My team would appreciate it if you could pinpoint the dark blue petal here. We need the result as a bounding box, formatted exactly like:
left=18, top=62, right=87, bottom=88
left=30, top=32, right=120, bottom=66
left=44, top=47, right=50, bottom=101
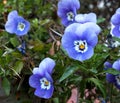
left=106, top=73, right=116, bottom=83
left=104, top=61, right=112, bottom=70
left=29, top=74, right=41, bottom=88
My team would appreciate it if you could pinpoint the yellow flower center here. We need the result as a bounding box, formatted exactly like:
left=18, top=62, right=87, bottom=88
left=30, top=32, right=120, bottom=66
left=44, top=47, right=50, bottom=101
left=79, top=44, right=85, bottom=50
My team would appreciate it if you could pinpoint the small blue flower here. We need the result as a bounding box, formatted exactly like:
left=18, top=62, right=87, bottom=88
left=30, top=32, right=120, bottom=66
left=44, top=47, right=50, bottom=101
left=104, top=60, right=120, bottom=89
left=29, top=58, right=55, bottom=99
left=61, top=23, right=99, bottom=61
left=110, top=8, right=120, bottom=38
left=75, top=13, right=97, bottom=24
left=57, top=0, right=80, bottom=27
left=5, top=10, right=30, bottom=36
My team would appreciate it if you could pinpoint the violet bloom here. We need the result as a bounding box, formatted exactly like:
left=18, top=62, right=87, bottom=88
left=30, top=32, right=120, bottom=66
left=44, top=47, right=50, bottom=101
left=29, top=58, right=55, bottom=99
left=57, top=0, right=80, bottom=27
left=75, top=13, right=97, bottom=24
left=62, top=23, right=99, bottom=61
left=5, top=10, right=30, bottom=36
left=104, top=60, right=120, bottom=89
left=110, top=8, right=120, bottom=38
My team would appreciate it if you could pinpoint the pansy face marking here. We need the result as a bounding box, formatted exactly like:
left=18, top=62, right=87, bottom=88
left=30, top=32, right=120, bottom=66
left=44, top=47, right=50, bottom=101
left=17, top=22, right=25, bottom=31
left=40, top=77, right=51, bottom=90
left=74, top=40, right=88, bottom=53
left=115, top=74, right=120, bottom=85
left=67, top=12, right=74, bottom=21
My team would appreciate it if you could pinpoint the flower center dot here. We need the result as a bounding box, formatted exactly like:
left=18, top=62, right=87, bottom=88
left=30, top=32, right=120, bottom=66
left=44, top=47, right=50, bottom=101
left=40, top=77, right=51, bottom=90
left=74, top=40, right=88, bottom=53
left=17, top=22, right=25, bottom=31
left=67, top=12, right=74, bottom=21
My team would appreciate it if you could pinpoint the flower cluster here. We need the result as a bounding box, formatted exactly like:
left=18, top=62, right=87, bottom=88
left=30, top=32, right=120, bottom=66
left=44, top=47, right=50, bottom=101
left=58, top=0, right=101, bottom=61
left=104, top=60, right=120, bottom=89
left=5, top=10, right=30, bottom=36
left=29, top=58, right=55, bottom=99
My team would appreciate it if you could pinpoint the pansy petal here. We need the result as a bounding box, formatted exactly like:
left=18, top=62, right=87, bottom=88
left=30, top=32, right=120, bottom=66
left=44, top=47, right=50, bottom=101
left=39, top=58, right=55, bottom=75
left=76, top=22, right=101, bottom=35
left=111, top=25, right=120, bottom=37
left=15, top=16, right=30, bottom=36
left=65, top=23, right=81, bottom=34
left=7, top=10, right=18, bottom=20
left=34, top=87, right=46, bottom=98
left=5, top=20, right=17, bottom=34
left=75, top=13, right=97, bottom=23
left=116, top=8, right=120, bottom=14
left=80, top=46, right=94, bottom=61
left=76, top=28, right=98, bottom=47
left=62, top=31, right=78, bottom=49
left=112, top=59, right=120, bottom=71
left=111, top=13, right=120, bottom=25
left=29, top=74, right=41, bottom=88
left=43, top=85, right=54, bottom=99
left=104, top=61, right=112, bottom=70
left=106, top=73, right=116, bottom=83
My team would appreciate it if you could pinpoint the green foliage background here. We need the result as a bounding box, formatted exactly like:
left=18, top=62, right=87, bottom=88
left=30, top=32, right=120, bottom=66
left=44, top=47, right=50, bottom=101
left=0, top=0, right=120, bottom=103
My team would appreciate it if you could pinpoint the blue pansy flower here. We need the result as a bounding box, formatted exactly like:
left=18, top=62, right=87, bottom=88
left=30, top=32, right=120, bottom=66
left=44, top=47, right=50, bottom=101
left=110, top=8, right=120, bottom=38
left=75, top=13, right=97, bottom=24
left=57, top=0, right=80, bottom=27
left=29, top=58, right=55, bottom=99
left=61, top=23, right=99, bottom=61
left=5, top=10, right=30, bottom=36
left=104, top=60, right=120, bottom=89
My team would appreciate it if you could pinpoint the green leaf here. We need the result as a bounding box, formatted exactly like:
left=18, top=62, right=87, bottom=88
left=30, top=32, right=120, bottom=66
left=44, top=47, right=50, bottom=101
left=53, top=98, right=59, bottom=103
left=13, top=61, right=24, bottom=74
left=97, top=17, right=106, bottom=24
left=2, top=77, right=10, bottom=96
left=105, top=68, right=120, bottom=75
left=59, top=65, right=79, bottom=82
left=10, top=37, right=19, bottom=47
left=87, top=78, right=106, bottom=98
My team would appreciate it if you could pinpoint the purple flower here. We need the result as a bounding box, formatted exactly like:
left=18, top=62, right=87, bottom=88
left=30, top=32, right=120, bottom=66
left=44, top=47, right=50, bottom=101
left=61, top=23, right=99, bottom=61
left=57, top=0, right=80, bottom=27
left=104, top=60, right=120, bottom=89
left=75, top=13, right=97, bottom=24
left=110, top=8, right=120, bottom=38
left=29, top=58, right=55, bottom=99
left=5, top=10, right=30, bottom=36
